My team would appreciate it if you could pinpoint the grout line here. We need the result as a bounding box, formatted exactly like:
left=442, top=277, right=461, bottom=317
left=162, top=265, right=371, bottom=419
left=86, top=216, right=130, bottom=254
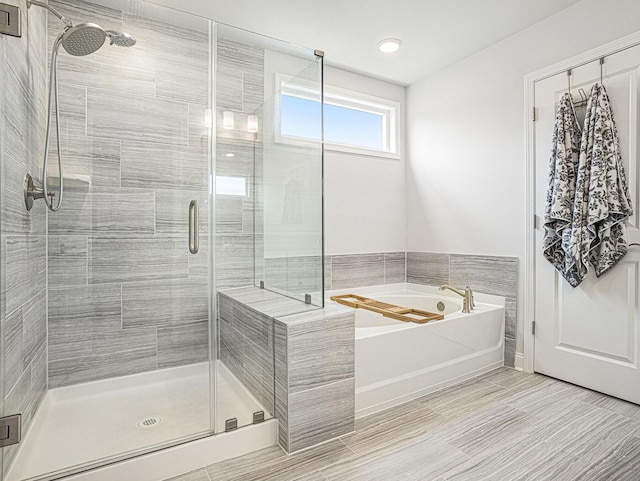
left=154, top=326, right=159, bottom=369
left=85, top=235, right=89, bottom=285
left=204, top=466, right=213, bottom=481
left=338, top=438, right=357, bottom=456
left=120, top=283, right=124, bottom=330
left=317, top=471, right=330, bottom=481
left=118, top=139, right=122, bottom=188
left=404, top=251, right=407, bottom=283
left=84, top=85, right=88, bottom=137
left=383, top=253, right=386, bottom=284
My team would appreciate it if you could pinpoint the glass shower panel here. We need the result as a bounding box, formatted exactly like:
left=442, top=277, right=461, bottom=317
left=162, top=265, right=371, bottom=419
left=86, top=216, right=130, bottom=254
left=1, top=0, right=214, bottom=479
left=258, top=58, right=324, bottom=306
left=214, top=24, right=323, bottom=433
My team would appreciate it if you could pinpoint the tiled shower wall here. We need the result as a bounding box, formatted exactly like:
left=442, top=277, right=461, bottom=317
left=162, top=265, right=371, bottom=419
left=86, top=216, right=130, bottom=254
left=0, top=0, right=48, bottom=471
left=46, top=0, right=211, bottom=387
left=215, top=36, right=264, bottom=290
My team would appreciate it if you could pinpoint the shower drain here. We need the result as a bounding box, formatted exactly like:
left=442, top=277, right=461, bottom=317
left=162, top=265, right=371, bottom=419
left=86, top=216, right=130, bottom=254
left=136, top=416, right=162, bottom=428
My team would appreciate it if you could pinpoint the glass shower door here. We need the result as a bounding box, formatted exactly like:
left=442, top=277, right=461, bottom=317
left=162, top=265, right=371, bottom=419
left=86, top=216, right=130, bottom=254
left=214, top=24, right=323, bottom=434
left=0, top=0, right=215, bottom=479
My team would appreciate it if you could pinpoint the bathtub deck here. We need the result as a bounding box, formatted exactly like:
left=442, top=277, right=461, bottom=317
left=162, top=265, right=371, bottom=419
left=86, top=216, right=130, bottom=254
left=164, top=367, right=640, bottom=481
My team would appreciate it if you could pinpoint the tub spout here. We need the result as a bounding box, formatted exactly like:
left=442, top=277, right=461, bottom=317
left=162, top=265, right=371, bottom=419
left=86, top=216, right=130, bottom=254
left=439, top=285, right=474, bottom=314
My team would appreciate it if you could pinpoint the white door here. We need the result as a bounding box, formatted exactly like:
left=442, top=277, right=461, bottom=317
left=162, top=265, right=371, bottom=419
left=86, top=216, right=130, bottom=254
left=534, top=45, right=640, bottom=404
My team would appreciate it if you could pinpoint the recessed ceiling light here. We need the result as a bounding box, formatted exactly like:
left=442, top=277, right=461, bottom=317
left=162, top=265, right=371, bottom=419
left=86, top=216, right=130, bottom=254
left=225, top=153, right=235, bottom=157
left=378, top=38, right=402, bottom=53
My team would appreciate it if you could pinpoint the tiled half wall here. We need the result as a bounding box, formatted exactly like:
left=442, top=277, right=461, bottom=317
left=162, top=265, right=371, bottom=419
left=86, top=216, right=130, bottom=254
left=326, top=252, right=518, bottom=367
left=218, top=287, right=355, bottom=453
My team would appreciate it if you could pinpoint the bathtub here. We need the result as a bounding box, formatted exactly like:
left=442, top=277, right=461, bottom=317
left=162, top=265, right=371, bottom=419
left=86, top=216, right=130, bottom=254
left=327, top=283, right=505, bottom=417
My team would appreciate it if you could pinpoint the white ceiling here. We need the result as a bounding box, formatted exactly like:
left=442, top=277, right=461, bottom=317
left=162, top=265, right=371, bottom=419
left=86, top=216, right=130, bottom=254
left=164, top=0, right=583, bottom=85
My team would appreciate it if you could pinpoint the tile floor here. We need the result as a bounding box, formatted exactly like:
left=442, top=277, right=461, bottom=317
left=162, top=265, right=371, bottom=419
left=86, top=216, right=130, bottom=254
left=164, top=367, right=640, bottom=481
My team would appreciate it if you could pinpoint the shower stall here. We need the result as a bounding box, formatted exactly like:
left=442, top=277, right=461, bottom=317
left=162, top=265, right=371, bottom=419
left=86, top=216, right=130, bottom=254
left=0, top=0, right=323, bottom=479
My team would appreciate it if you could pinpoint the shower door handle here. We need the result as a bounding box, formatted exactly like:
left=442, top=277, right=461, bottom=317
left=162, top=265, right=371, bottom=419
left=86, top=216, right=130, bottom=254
left=188, top=200, right=199, bottom=254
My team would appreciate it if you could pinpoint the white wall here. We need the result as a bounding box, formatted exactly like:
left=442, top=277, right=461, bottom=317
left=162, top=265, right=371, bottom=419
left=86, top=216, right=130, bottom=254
left=406, top=0, right=640, bottom=355
left=324, top=66, right=406, bottom=255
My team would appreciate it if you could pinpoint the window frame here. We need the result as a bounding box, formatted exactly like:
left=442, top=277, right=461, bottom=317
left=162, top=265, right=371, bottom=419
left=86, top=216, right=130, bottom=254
left=275, top=73, right=401, bottom=160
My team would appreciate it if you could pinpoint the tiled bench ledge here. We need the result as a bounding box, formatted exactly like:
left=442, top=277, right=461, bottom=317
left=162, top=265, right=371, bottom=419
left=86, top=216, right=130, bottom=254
left=217, top=287, right=355, bottom=454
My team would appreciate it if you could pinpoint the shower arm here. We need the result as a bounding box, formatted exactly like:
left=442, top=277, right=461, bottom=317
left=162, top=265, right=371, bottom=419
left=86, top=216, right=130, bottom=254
left=27, top=0, right=73, bottom=28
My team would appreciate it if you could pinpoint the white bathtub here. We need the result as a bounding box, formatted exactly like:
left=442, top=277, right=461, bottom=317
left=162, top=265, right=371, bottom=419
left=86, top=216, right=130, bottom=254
left=328, top=283, right=505, bottom=417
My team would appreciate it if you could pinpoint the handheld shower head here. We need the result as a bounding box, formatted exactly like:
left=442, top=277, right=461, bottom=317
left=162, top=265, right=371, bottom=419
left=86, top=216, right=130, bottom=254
left=61, top=23, right=107, bottom=56
left=106, top=31, right=137, bottom=47
left=24, top=0, right=138, bottom=213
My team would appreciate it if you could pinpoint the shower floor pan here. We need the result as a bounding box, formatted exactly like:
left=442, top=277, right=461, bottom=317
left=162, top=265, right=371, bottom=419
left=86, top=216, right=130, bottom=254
left=6, top=361, right=269, bottom=481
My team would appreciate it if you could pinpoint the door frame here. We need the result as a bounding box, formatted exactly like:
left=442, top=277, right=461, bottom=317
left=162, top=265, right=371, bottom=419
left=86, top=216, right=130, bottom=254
left=523, top=30, right=640, bottom=373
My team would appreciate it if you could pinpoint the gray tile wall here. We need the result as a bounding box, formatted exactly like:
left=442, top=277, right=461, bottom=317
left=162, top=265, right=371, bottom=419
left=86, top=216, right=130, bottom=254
left=218, top=292, right=275, bottom=411
left=215, top=37, right=265, bottom=290
left=407, top=252, right=519, bottom=367
left=217, top=286, right=354, bottom=454
left=0, top=0, right=48, bottom=472
left=325, top=252, right=407, bottom=290
left=216, top=285, right=318, bottom=418
left=264, top=256, right=324, bottom=298
left=275, top=306, right=355, bottom=453
left=46, top=0, right=211, bottom=388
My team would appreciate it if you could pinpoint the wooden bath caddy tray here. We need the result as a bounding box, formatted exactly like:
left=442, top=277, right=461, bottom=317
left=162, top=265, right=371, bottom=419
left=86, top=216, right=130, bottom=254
left=330, top=294, right=444, bottom=324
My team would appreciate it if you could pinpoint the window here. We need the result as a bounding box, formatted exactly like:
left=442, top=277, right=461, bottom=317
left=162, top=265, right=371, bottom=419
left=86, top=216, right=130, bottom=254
left=216, top=175, right=247, bottom=196
left=278, top=76, right=400, bottom=159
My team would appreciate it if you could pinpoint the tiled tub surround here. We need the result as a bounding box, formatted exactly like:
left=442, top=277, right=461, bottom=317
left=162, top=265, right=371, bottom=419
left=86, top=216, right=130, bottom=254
left=0, top=0, right=48, bottom=473
left=218, top=287, right=355, bottom=453
left=45, top=0, right=211, bottom=388
left=407, top=252, right=519, bottom=367
left=324, top=252, right=518, bottom=367
left=325, top=252, right=407, bottom=290
left=327, top=284, right=504, bottom=417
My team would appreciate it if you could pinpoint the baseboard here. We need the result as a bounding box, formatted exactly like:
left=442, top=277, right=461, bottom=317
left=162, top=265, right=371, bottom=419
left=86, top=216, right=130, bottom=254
left=514, top=352, right=524, bottom=371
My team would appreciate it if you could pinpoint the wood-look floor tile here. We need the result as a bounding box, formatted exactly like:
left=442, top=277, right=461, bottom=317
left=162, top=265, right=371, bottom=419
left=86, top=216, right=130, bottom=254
left=500, top=377, right=589, bottom=415
left=355, top=400, right=424, bottom=431
left=321, top=435, right=468, bottom=481
left=476, top=366, right=545, bottom=390
left=165, top=468, right=211, bottom=481
left=527, top=402, right=638, bottom=463
left=417, top=378, right=494, bottom=410
left=573, top=435, right=640, bottom=481
left=433, top=404, right=536, bottom=457
left=428, top=383, right=508, bottom=420
left=581, top=390, right=640, bottom=419
left=292, top=472, right=327, bottom=481
left=206, top=440, right=353, bottom=481
left=183, top=369, right=640, bottom=481
left=342, top=403, right=446, bottom=454
left=441, top=437, right=587, bottom=481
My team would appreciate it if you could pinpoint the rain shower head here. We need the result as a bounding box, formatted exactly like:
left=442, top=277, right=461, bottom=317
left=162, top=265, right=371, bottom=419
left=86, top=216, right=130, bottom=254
left=106, top=30, right=137, bottom=47
left=60, top=23, right=107, bottom=56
